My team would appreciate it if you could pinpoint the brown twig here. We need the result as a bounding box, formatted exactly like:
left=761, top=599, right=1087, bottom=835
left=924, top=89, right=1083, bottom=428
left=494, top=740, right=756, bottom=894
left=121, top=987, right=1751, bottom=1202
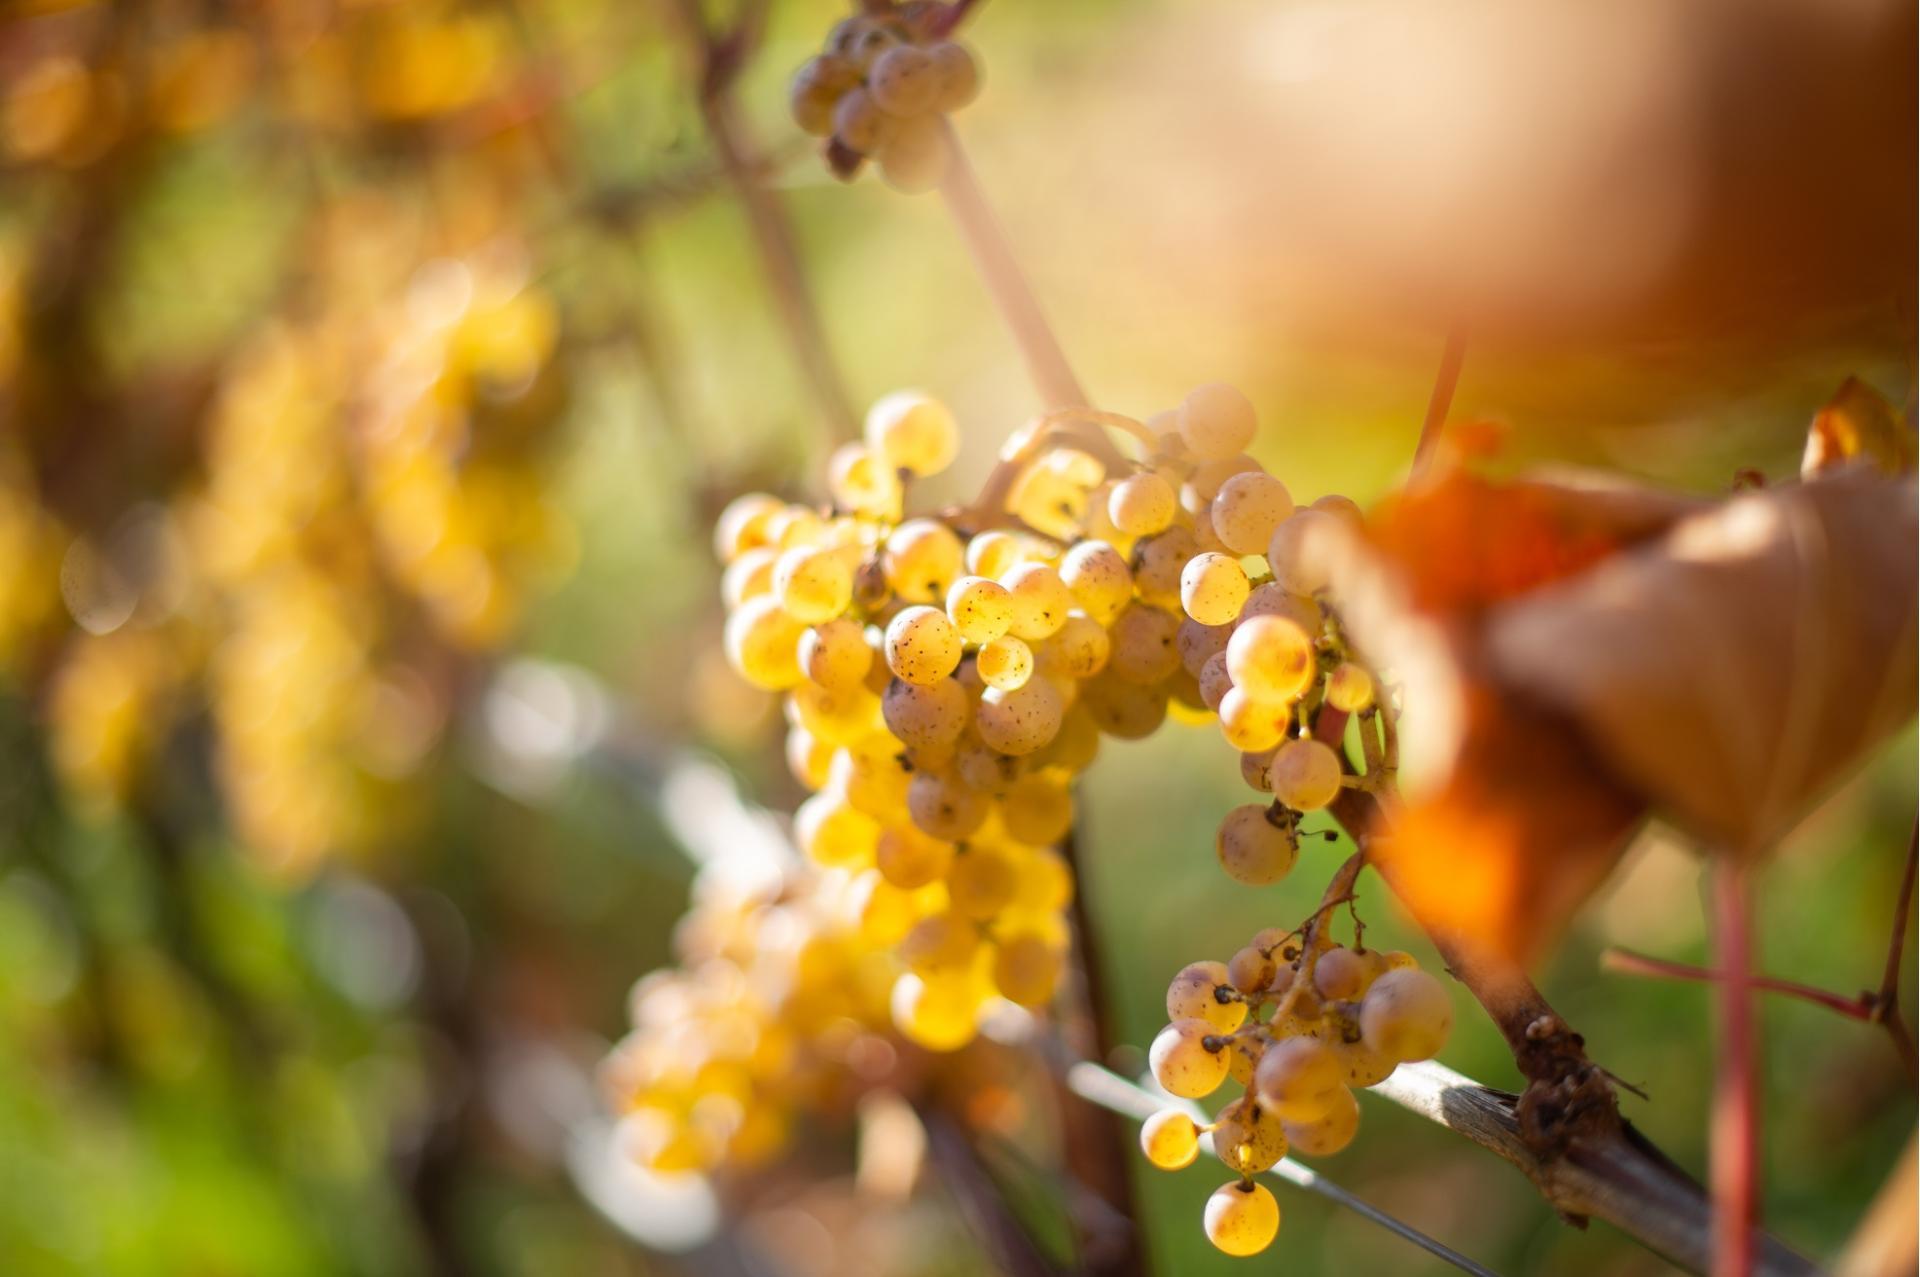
left=675, top=0, right=861, bottom=450
left=1410, top=327, right=1467, bottom=479
left=1870, top=821, right=1918, bottom=1070
left=1711, top=860, right=1759, bottom=1277
left=920, top=1105, right=1068, bottom=1277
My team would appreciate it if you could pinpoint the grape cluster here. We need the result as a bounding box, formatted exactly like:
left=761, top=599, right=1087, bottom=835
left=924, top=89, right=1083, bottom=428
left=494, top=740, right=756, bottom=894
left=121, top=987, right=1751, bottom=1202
left=1141, top=924, right=1453, bottom=1257
left=789, top=3, right=980, bottom=191
left=714, top=380, right=1380, bottom=1060
left=601, top=853, right=899, bottom=1174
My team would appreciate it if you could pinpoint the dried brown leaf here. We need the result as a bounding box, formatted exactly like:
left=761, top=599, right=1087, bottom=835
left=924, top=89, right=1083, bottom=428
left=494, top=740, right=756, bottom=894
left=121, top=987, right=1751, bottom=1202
left=1803, top=376, right=1917, bottom=478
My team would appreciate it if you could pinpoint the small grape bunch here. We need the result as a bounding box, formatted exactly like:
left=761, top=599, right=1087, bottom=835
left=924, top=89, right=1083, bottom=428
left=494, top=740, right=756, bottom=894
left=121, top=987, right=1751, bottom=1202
left=1140, top=921, right=1453, bottom=1257
left=789, top=2, right=981, bottom=191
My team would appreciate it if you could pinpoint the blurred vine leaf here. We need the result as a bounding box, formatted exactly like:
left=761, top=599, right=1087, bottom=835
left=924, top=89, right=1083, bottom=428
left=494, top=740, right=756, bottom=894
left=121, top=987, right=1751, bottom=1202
left=1318, top=397, right=1917, bottom=962
left=1802, top=375, right=1917, bottom=478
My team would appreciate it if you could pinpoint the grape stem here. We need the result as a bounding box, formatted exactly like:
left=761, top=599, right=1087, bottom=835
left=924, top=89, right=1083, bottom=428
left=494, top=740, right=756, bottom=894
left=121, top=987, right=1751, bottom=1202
left=1410, top=327, right=1467, bottom=479
left=1711, top=859, right=1758, bottom=1277
left=674, top=0, right=861, bottom=451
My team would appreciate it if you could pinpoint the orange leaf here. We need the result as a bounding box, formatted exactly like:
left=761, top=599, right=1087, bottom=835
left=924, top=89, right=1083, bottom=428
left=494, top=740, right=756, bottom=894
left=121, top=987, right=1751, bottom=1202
left=1802, top=376, right=1916, bottom=479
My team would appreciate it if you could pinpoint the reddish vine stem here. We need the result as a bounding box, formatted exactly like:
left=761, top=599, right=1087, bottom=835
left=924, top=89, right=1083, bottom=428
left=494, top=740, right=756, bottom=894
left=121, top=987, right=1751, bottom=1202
left=1711, top=860, right=1758, bottom=1277
left=676, top=0, right=861, bottom=450
left=1410, top=327, right=1467, bottom=479
left=937, top=121, right=1088, bottom=412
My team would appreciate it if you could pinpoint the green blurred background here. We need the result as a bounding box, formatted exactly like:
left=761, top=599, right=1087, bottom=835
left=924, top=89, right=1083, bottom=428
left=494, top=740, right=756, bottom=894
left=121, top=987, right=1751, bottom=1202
left=0, top=0, right=1911, bottom=1273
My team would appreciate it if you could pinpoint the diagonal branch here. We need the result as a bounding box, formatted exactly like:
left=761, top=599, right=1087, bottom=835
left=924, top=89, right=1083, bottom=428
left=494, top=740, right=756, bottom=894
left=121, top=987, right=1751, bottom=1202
left=1411, top=327, right=1467, bottom=479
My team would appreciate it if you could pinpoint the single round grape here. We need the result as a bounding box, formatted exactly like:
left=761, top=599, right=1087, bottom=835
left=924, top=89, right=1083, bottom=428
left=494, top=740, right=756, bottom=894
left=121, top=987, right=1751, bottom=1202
left=1236, top=582, right=1322, bottom=635
left=1176, top=617, right=1231, bottom=677
left=1238, top=746, right=1278, bottom=792
left=946, top=575, right=1013, bottom=644
left=955, top=738, right=1025, bottom=795
left=793, top=790, right=881, bottom=868
left=1215, top=804, right=1299, bottom=886
left=789, top=53, right=860, bottom=135
left=1197, top=651, right=1233, bottom=711
left=799, top=617, right=872, bottom=690
left=788, top=679, right=882, bottom=746
left=1166, top=960, right=1246, bottom=1033
left=831, top=86, right=893, bottom=153
left=991, top=931, right=1063, bottom=1007
left=927, top=40, right=980, bottom=111
left=1228, top=944, right=1278, bottom=994
left=1001, top=562, right=1072, bottom=640
left=1265, top=509, right=1337, bottom=596
left=1211, top=471, right=1295, bottom=555
left=1360, top=968, right=1453, bottom=1063
left=885, top=519, right=965, bottom=604
left=1204, top=1180, right=1280, bottom=1257
left=1180, top=552, right=1250, bottom=626
left=1012, top=846, right=1074, bottom=914
left=967, top=529, right=1023, bottom=578
left=1148, top=1019, right=1230, bottom=1098
left=1140, top=1109, right=1200, bottom=1170
left=1107, top=472, right=1177, bottom=537
left=1333, top=1037, right=1397, bottom=1088
left=879, top=111, right=952, bottom=192
left=977, top=635, right=1033, bottom=690
left=831, top=739, right=911, bottom=821
left=724, top=595, right=806, bottom=689
left=947, top=845, right=1018, bottom=919
left=1326, top=661, right=1375, bottom=712
left=867, top=44, right=940, bottom=116
left=900, top=910, right=980, bottom=976
left=1107, top=603, right=1181, bottom=684
left=886, top=605, right=963, bottom=685
left=1254, top=1036, right=1345, bottom=1120
left=863, top=390, right=958, bottom=478
left=772, top=546, right=852, bottom=624
left=1270, top=737, right=1342, bottom=811
left=1079, top=673, right=1167, bottom=739
left=1130, top=526, right=1198, bottom=610
left=1283, top=1084, right=1360, bottom=1157
left=882, top=676, right=969, bottom=747
left=1212, top=1096, right=1289, bottom=1174
left=1180, top=383, right=1258, bottom=461
left=1000, top=774, right=1073, bottom=845
left=714, top=492, right=784, bottom=562
left=1312, top=946, right=1370, bottom=1001
left=975, top=676, right=1064, bottom=755
left=852, top=870, right=921, bottom=946
left=1032, top=703, right=1101, bottom=772
left=877, top=825, right=955, bottom=889
left=766, top=505, right=827, bottom=549
left=1226, top=615, right=1316, bottom=704
left=891, top=972, right=977, bottom=1052
left=1383, top=950, right=1418, bottom=971
left=721, top=545, right=779, bottom=609
left=785, top=726, right=833, bottom=790
left=907, top=769, right=991, bottom=840
left=827, top=442, right=902, bottom=517
left=1310, top=493, right=1365, bottom=526
left=1058, top=540, right=1132, bottom=624
left=1218, top=688, right=1289, bottom=752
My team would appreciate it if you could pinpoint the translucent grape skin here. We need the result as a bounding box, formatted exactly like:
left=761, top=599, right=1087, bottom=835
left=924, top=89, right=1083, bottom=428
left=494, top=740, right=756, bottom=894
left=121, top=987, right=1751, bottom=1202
left=976, top=635, right=1033, bottom=690
left=1215, top=804, right=1299, bottom=885
left=946, top=575, right=1013, bottom=643
left=886, top=606, right=963, bottom=685
left=1108, top=472, right=1177, bottom=537
left=1180, top=552, right=1250, bottom=626
left=975, top=674, right=1064, bottom=755
left=1283, top=1083, right=1360, bottom=1157
left=1210, top=470, right=1294, bottom=555
left=1149, top=1018, right=1230, bottom=1098
left=1204, top=1180, right=1280, bottom=1257
left=1269, top=738, right=1342, bottom=811
left=1360, top=968, right=1453, bottom=1063
left=1255, top=1036, right=1345, bottom=1121
left=1141, top=1109, right=1200, bottom=1170
left=1225, top=614, right=1315, bottom=704
left=1211, top=1095, right=1289, bottom=1174
left=1166, top=959, right=1246, bottom=1034
left=1180, top=383, right=1259, bottom=461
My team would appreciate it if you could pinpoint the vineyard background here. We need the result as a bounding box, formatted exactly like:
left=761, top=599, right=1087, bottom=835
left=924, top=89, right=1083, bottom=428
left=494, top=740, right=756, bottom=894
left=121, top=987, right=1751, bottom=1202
left=0, top=0, right=1912, bottom=1273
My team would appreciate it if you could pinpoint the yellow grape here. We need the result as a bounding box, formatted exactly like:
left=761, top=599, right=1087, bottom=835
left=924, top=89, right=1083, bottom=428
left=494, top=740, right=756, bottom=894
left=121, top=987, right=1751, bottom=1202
left=1211, top=471, right=1294, bottom=556
left=990, top=931, right=1063, bottom=1007
left=1166, top=959, right=1246, bottom=1033
left=799, top=617, right=872, bottom=690
left=1058, top=539, right=1132, bottom=624
left=946, top=574, right=1013, bottom=643
left=1326, top=661, right=1375, bottom=712
left=721, top=545, right=778, bottom=608
left=724, top=595, right=806, bottom=690
left=1107, top=472, right=1176, bottom=537
left=866, top=45, right=940, bottom=117
left=1211, top=1096, right=1289, bottom=1174
left=1227, top=944, right=1278, bottom=994
left=1180, top=552, right=1250, bottom=626
left=882, top=676, right=969, bottom=747
left=885, top=519, right=965, bottom=604
left=1141, top=1109, right=1200, bottom=1170
left=1254, top=1037, right=1344, bottom=1120
left=1226, top=615, right=1315, bottom=704
left=1204, top=1181, right=1280, bottom=1257
left=966, top=529, right=1023, bottom=578
left=1360, top=969, right=1453, bottom=1063
left=1269, top=738, right=1341, bottom=811
left=1218, top=687, right=1289, bottom=752
left=1149, top=1019, right=1230, bottom=1098
left=891, top=973, right=977, bottom=1051
left=946, top=845, right=1018, bottom=919
left=975, top=677, right=1063, bottom=755
left=1130, top=526, right=1198, bottom=611
left=1283, top=1082, right=1360, bottom=1156
left=1215, top=804, right=1299, bottom=886
left=713, top=492, right=784, bottom=562
left=1312, top=946, right=1370, bottom=1001
left=999, top=774, right=1073, bottom=845
left=1000, top=562, right=1072, bottom=640
left=1044, top=613, right=1110, bottom=679
left=1179, top=383, right=1258, bottom=461
left=907, top=769, right=991, bottom=841
left=827, top=442, right=902, bottom=517
left=876, top=825, right=956, bottom=889
left=885, top=605, right=963, bottom=685
left=976, top=635, right=1033, bottom=690
left=1107, top=603, right=1180, bottom=684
